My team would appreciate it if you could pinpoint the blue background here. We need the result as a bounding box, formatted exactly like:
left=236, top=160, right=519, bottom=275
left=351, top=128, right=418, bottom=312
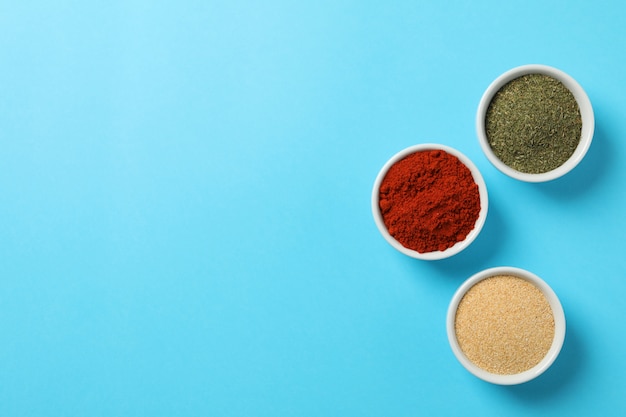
left=1, top=1, right=625, bottom=416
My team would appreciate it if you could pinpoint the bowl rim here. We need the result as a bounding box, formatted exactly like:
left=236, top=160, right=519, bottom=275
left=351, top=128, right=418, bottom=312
left=371, top=143, right=488, bottom=261
left=476, top=64, right=595, bottom=183
left=446, top=266, right=566, bottom=385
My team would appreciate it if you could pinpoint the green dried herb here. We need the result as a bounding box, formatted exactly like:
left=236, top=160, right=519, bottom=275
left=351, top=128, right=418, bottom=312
left=485, top=74, right=582, bottom=174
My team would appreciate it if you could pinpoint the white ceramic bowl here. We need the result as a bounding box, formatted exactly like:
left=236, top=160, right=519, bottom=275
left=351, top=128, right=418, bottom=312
left=446, top=266, right=566, bottom=385
left=476, top=64, right=594, bottom=182
left=371, top=144, right=488, bottom=260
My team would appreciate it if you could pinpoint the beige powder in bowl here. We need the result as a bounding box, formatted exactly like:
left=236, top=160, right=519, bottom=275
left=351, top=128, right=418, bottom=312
left=454, top=275, right=555, bottom=375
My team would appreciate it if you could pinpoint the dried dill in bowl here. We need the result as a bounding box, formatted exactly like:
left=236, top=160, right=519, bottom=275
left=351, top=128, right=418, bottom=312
left=484, top=73, right=583, bottom=174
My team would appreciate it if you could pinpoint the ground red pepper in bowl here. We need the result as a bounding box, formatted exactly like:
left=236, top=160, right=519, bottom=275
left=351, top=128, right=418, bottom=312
left=372, top=144, right=488, bottom=260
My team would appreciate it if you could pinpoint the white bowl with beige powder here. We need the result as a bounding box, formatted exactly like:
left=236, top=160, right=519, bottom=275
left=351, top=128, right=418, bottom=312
left=446, top=266, right=566, bottom=385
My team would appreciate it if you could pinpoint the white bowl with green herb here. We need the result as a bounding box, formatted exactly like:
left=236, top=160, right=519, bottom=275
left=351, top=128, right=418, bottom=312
left=476, top=64, right=594, bottom=182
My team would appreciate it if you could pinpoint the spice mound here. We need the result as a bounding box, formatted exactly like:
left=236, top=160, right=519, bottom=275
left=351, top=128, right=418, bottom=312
left=454, top=275, right=555, bottom=375
left=378, top=149, right=481, bottom=254
left=485, top=73, right=582, bottom=174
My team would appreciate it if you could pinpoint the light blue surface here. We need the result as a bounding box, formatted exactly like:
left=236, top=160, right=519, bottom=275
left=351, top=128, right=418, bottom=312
left=1, top=1, right=625, bottom=415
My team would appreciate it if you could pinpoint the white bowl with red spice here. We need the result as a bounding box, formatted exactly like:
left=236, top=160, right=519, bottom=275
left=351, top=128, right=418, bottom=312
left=371, top=144, right=488, bottom=260
left=446, top=266, right=566, bottom=385
left=476, top=64, right=594, bottom=182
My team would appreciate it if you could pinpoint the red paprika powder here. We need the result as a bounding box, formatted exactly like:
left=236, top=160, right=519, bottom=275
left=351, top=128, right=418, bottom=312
left=378, top=149, right=481, bottom=253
